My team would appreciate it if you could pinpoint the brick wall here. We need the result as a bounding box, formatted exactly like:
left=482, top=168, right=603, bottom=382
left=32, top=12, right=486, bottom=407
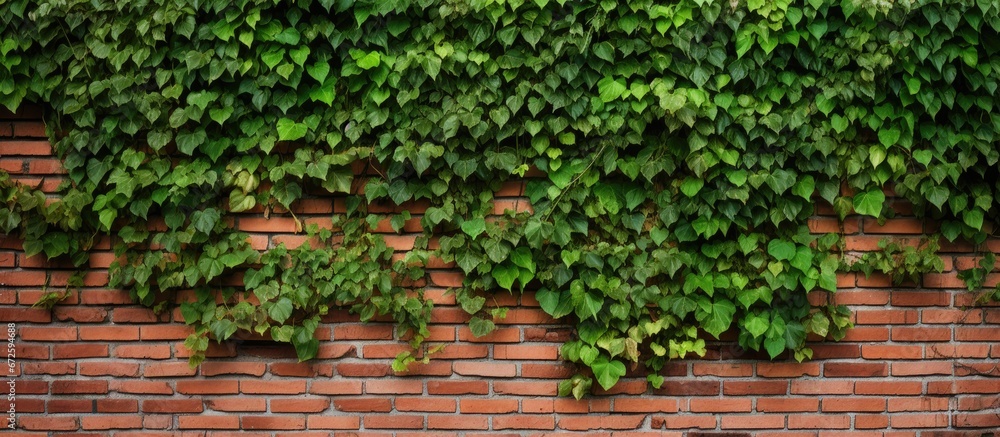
left=1, top=107, right=998, bottom=436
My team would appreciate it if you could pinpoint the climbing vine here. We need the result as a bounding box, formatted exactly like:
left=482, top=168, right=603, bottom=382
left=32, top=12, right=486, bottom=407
left=2, top=0, right=1000, bottom=396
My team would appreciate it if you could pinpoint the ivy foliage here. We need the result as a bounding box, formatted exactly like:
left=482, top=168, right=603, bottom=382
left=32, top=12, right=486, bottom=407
left=2, top=0, right=1000, bottom=395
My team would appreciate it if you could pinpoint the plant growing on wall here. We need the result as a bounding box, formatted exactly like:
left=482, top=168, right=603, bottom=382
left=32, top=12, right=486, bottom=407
left=1, top=0, right=999, bottom=396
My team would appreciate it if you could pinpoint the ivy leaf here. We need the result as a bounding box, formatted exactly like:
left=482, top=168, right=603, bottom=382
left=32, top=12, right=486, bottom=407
left=491, top=263, right=519, bottom=290
left=461, top=217, right=486, bottom=238
left=963, top=208, right=984, bottom=230
left=307, top=61, right=331, bottom=83
left=764, top=336, right=786, bottom=358
left=277, top=118, right=308, bottom=141
left=190, top=208, right=221, bottom=235
left=852, top=189, right=885, bottom=217
left=573, top=290, right=603, bottom=321
left=767, top=240, right=796, bottom=261
left=536, top=288, right=573, bottom=319
left=696, top=298, right=736, bottom=338
left=469, top=316, right=495, bottom=337
left=590, top=357, right=626, bottom=390
left=924, top=185, right=949, bottom=210
left=744, top=313, right=769, bottom=338
left=597, top=76, right=627, bottom=102
left=175, top=130, right=206, bottom=155
left=268, top=297, right=294, bottom=324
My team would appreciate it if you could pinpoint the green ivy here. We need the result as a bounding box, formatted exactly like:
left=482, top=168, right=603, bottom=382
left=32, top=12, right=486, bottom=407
left=848, top=237, right=945, bottom=286
left=2, top=0, right=1000, bottom=395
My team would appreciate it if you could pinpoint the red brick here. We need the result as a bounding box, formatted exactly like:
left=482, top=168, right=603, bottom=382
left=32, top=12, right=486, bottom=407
left=951, top=412, right=999, bottom=429
left=242, top=416, right=306, bottom=430
left=493, top=344, right=559, bottom=361
left=79, top=326, right=140, bottom=340
left=922, top=273, right=967, bottom=288
left=0, top=307, right=50, bottom=322
left=831, top=289, right=890, bottom=305
left=720, top=415, right=786, bottom=429
left=824, top=362, right=888, bottom=377
left=861, top=344, right=923, bottom=359
left=23, top=362, right=75, bottom=375
left=96, top=399, right=139, bottom=413
left=310, top=380, right=363, bottom=395
left=722, top=380, right=788, bottom=395
left=427, top=380, right=488, bottom=395
left=333, top=398, right=392, bottom=413
left=48, top=399, right=94, bottom=413
left=363, top=415, right=424, bottom=429
left=306, top=415, right=362, bottom=429
left=493, top=381, right=557, bottom=396
left=364, top=379, right=423, bottom=394
left=458, top=326, right=521, bottom=343
left=270, top=362, right=333, bottom=377
left=654, top=380, right=721, bottom=396
left=0, top=140, right=52, bottom=155
left=891, top=413, right=950, bottom=428
left=142, top=362, right=197, bottom=377
left=337, top=362, right=392, bottom=377
left=653, top=415, right=717, bottom=429
left=78, top=289, right=133, bottom=304
left=428, top=415, right=489, bottom=430
left=855, top=381, right=923, bottom=395
left=787, top=414, right=851, bottom=429
left=52, top=380, right=108, bottom=394
left=927, top=379, right=1000, bottom=395
left=925, top=344, right=990, bottom=359
left=139, top=325, right=193, bottom=340
left=111, top=380, right=173, bottom=395
left=955, top=327, right=1000, bottom=341
left=19, top=326, right=77, bottom=341
left=241, top=380, right=306, bottom=394
left=205, top=397, right=267, bottom=412
left=143, top=399, right=204, bottom=413
left=20, top=416, right=78, bottom=431
left=693, top=363, right=753, bottom=377
left=201, top=361, right=266, bottom=376
left=493, top=415, right=556, bottom=430
left=178, top=415, right=240, bottom=429
left=888, top=397, right=950, bottom=412
left=757, top=362, right=820, bottom=377
left=52, top=307, right=108, bottom=323
left=790, top=380, right=853, bottom=395
left=333, top=324, right=394, bottom=340
left=13, top=121, right=47, bottom=137
left=840, top=326, right=889, bottom=341
left=854, top=309, right=919, bottom=325
left=689, top=398, right=752, bottom=413
left=460, top=399, right=518, bottom=414
left=855, top=414, right=890, bottom=429
left=395, top=397, right=456, bottom=412
left=521, top=363, right=576, bottom=379
left=115, top=344, right=171, bottom=360
left=453, top=361, right=516, bottom=377
left=176, top=380, right=239, bottom=394
left=268, top=398, right=331, bottom=413
left=112, top=307, right=166, bottom=323
left=822, top=397, right=886, bottom=412
left=557, top=415, right=644, bottom=431
left=891, top=361, right=953, bottom=376
left=14, top=343, right=48, bottom=359
left=612, top=398, right=678, bottom=413
left=80, top=361, right=140, bottom=377
left=80, top=414, right=142, bottom=430
left=757, top=398, right=819, bottom=413
left=923, top=308, right=982, bottom=324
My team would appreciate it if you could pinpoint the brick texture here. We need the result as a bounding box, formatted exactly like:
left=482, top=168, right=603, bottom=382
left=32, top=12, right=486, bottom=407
left=1, top=107, right=999, bottom=433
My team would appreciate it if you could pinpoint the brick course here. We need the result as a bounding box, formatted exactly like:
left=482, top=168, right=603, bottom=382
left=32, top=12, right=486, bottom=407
left=1, top=107, right=999, bottom=433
